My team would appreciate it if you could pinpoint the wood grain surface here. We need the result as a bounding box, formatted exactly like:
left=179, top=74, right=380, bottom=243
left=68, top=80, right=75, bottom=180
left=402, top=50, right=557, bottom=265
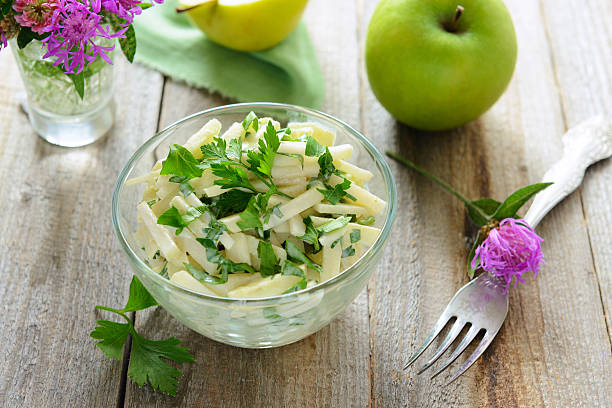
left=0, top=0, right=610, bottom=407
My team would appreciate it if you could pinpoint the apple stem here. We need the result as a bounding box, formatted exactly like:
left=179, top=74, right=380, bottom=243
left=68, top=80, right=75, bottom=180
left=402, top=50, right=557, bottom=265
left=449, top=5, right=464, bottom=32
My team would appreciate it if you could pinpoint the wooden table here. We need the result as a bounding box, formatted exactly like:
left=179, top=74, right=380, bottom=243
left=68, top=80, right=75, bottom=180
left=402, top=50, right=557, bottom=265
left=1, top=0, right=611, bottom=406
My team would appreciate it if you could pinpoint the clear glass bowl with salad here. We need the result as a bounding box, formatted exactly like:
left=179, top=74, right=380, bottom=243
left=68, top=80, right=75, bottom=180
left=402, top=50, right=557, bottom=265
left=112, top=103, right=397, bottom=348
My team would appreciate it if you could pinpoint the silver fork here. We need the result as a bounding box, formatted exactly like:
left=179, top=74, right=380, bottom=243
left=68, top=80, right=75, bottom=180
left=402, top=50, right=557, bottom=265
left=405, top=116, right=612, bottom=384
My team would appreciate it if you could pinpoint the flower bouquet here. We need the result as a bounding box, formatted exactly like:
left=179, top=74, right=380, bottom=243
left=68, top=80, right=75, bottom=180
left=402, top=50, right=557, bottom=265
left=0, top=0, right=161, bottom=146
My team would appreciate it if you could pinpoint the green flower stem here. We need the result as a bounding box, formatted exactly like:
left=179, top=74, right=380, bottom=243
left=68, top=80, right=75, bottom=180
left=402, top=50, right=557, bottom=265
left=385, top=150, right=488, bottom=221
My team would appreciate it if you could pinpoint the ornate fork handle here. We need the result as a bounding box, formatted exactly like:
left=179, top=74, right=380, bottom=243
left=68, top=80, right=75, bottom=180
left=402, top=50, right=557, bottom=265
left=524, top=116, right=612, bottom=228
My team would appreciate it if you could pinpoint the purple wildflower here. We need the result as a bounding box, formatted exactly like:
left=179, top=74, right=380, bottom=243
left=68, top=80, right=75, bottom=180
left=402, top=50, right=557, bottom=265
left=13, top=0, right=59, bottom=34
left=471, top=218, right=544, bottom=292
left=101, top=0, right=142, bottom=23
left=41, top=0, right=123, bottom=74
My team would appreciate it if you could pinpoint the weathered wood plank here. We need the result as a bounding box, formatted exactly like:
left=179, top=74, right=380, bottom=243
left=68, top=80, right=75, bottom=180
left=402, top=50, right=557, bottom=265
left=360, top=0, right=612, bottom=406
left=540, top=0, right=612, bottom=342
left=0, top=54, right=164, bottom=407
left=124, top=0, right=371, bottom=406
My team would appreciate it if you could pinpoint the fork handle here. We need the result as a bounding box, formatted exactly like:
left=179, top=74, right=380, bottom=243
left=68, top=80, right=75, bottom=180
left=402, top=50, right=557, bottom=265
left=524, top=116, right=612, bottom=228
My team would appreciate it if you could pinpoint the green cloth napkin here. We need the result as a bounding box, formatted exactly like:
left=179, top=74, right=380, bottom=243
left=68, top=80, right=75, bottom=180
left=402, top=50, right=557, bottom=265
left=133, top=0, right=324, bottom=108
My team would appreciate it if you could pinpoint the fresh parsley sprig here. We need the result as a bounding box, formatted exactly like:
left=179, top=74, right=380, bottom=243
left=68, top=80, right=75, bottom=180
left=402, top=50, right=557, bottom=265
left=91, top=276, right=194, bottom=396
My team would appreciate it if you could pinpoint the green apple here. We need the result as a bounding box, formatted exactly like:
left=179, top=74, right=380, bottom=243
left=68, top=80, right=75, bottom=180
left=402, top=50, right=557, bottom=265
left=178, top=0, right=309, bottom=52
left=365, top=0, right=517, bottom=131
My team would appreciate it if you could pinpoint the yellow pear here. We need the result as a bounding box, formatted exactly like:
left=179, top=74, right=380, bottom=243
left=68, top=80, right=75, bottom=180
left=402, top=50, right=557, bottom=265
left=178, top=0, right=309, bottom=52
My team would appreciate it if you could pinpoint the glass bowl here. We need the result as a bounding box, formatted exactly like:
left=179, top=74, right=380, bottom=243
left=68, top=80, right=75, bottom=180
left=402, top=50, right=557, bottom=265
left=112, top=103, right=397, bottom=348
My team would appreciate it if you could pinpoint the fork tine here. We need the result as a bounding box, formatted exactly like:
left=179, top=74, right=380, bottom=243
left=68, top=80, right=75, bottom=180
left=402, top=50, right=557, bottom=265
left=404, top=311, right=453, bottom=369
left=417, top=319, right=466, bottom=374
left=444, top=330, right=497, bottom=385
left=430, top=325, right=481, bottom=379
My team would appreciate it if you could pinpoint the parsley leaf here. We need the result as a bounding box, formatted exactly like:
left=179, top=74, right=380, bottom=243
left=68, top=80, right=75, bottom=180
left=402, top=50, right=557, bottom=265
left=285, top=241, right=322, bottom=273
left=281, top=260, right=305, bottom=278
left=210, top=162, right=256, bottom=192
left=305, top=136, right=325, bottom=157
left=147, top=200, right=157, bottom=207
left=202, top=189, right=254, bottom=218
left=184, top=262, right=227, bottom=285
left=128, top=331, right=194, bottom=396
left=350, top=229, right=361, bottom=244
left=161, top=144, right=202, bottom=179
left=237, top=189, right=276, bottom=232
left=157, top=205, right=206, bottom=235
left=169, top=176, right=194, bottom=197
left=202, top=218, right=227, bottom=243
left=122, top=276, right=158, bottom=312
left=246, top=121, right=280, bottom=178
left=342, top=246, right=356, bottom=258
left=196, top=238, right=255, bottom=281
left=331, top=237, right=342, bottom=248
left=90, top=276, right=194, bottom=396
left=283, top=278, right=307, bottom=294
left=242, top=111, right=259, bottom=132
left=318, top=216, right=351, bottom=234
left=317, top=147, right=340, bottom=180
left=227, top=137, right=243, bottom=161
left=318, top=178, right=356, bottom=205
left=357, top=216, right=376, bottom=226
left=298, top=217, right=321, bottom=252
left=258, top=241, right=280, bottom=277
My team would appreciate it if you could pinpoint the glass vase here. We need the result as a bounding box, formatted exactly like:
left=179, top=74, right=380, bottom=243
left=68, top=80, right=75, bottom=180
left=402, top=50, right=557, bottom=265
left=10, top=38, right=115, bottom=147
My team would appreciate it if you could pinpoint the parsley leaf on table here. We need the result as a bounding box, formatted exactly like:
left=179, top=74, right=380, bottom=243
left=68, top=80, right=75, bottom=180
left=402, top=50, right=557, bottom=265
left=90, top=276, right=194, bottom=396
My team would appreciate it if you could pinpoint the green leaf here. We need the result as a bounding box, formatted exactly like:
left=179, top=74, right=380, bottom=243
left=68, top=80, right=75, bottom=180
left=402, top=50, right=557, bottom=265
left=316, top=147, right=340, bottom=180
left=227, top=137, right=243, bottom=161
left=118, top=24, right=136, bottom=63
left=342, top=246, right=356, bottom=258
left=90, top=320, right=130, bottom=360
left=203, top=189, right=254, bottom=218
left=493, top=183, right=553, bottom=220
left=350, top=229, right=361, bottom=244
left=257, top=241, right=280, bottom=277
left=122, top=276, right=158, bottom=312
left=16, top=27, right=48, bottom=49
left=69, top=71, right=85, bottom=100
left=281, top=260, right=305, bottom=278
left=305, top=136, right=325, bottom=157
left=161, top=144, right=203, bottom=179
left=195, top=238, right=256, bottom=279
left=169, top=176, right=194, bottom=198
left=254, top=121, right=280, bottom=177
left=128, top=331, right=194, bottom=396
left=318, top=178, right=355, bottom=205
left=202, top=218, right=226, bottom=243
left=242, top=111, right=259, bottom=132
left=467, top=198, right=501, bottom=226
left=210, top=163, right=255, bottom=191
left=331, top=237, right=342, bottom=248
left=285, top=241, right=321, bottom=273
left=237, top=195, right=264, bottom=230
left=298, top=217, right=321, bottom=252
left=357, top=216, right=375, bottom=226
left=283, top=278, right=307, bottom=294
left=147, top=200, right=157, bottom=207
left=317, top=216, right=351, bottom=234
left=467, top=231, right=484, bottom=279
left=184, top=262, right=226, bottom=285
left=200, top=137, right=230, bottom=163
left=157, top=206, right=188, bottom=235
